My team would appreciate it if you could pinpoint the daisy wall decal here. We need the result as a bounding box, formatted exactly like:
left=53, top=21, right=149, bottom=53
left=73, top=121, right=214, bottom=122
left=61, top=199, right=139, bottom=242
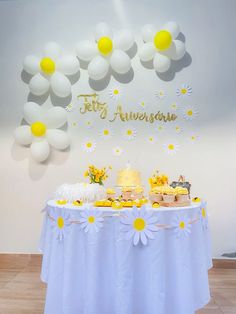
left=175, top=125, right=182, bottom=133
left=176, top=84, right=192, bottom=97
left=189, top=134, right=198, bottom=143
left=84, top=120, right=94, bottom=129
left=147, top=135, right=156, bottom=144
left=112, top=146, right=123, bottom=156
left=139, top=21, right=186, bottom=73
left=139, top=101, right=148, bottom=110
left=120, top=207, right=159, bottom=245
left=122, top=126, right=137, bottom=141
left=109, top=85, right=122, bottom=100
left=155, top=90, right=166, bottom=99
left=51, top=209, right=71, bottom=242
left=80, top=208, right=104, bottom=233
left=173, top=214, right=192, bottom=239
left=163, top=141, right=179, bottom=155
left=170, top=103, right=178, bottom=111
left=99, top=127, right=114, bottom=139
left=82, top=139, right=96, bottom=153
left=183, top=106, right=198, bottom=121
left=76, top=22, right=135, bottom=80
left=14, top=102, right=70, bottom=163
left=23, top=42, right=80, bottom=97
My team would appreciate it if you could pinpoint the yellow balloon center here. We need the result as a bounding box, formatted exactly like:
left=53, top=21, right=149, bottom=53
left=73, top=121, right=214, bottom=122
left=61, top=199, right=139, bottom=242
left=97, top=36, right=113, bottom=55
left=133, top=218, right=146, bottom=232
left=40, top=57, right=56, bottom=74
left=31, top=121, right=47, bottom=137
left=88, top=216, right=95, bottom=224
left=179, top=221, right=185, bottom=229
left=154, top=30, right=172, bottom=51
left=57, top=217, right=64, bottom=229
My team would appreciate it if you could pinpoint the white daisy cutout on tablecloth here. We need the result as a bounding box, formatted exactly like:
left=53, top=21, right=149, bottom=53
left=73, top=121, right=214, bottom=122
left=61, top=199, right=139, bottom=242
left=99, top=127, right=114, bottom=139
left=199, top=201, right=208, bottom=230
left=175, top=125, right=182, bottom=134
left=85, top=120, right=94, bottom=129
left=121, top=207, right=159, bottom=246
left=113, top=146, right=123, bottom=156
left=14, top=102, right=70, bottom=163
left=82, top=139, right=96, bottom=153
left=23, top=42, right=80, bottom=97
left=139, top=101, right=148, bottom=110
left=183, top=106, right=198, bottom=121
left=155, top=90, right=166, bottom=99
left=80, top=208, right=104, bottom=233
left=147, top=135, right=156, bottom=144
left=176, top=84, right=192, bottom=98
left=51, top=209, right=71, bottom=242
left=173, top=215, right=192, bottom=238
left=163, top=142, right=179, bottom=155
left=139, top=22, right=186, bottom=73
left=122, top=126, right=137, bottom=141
left=171, top=103, right=178, bottom=111
left=76, top=22, right=134, bottom=80
left=109, top=85, right=122, bottom=100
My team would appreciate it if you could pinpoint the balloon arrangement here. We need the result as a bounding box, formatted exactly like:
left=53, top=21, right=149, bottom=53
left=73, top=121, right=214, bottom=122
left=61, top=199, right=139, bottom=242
left=16, top=21, right=187, bottom=163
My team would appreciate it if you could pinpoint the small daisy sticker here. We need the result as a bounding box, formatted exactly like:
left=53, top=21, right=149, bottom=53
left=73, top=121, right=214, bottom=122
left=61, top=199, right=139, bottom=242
left=163, top=142, right=179, bottom=155
left=51, top=209, right=71, bottom=242
left=85, top=120, right=93, bottom=128
left=176, top=84, right=192, bottom=97
left=109, top=86, right=122, bottom=100
left=155, top=125, right=164, bottom=132
left=147, top=135, right=156, bottom=144
left=155, top=90, right=166, bottom=99
left=189, top=134, right=198, bottom=143
left=139, top=101, right=148, bottom=110
left=199, top=201, right=208, bottom=230
left=113, top=146, right=123, bottom=156
left=82, top=139, right=96, bottom=153
left=72, top=121, right=78, bottom=127
left=122, top=126, right=137, bottom=141
left=120, top=207, right=159, bottom=246
left=80, top=209, right=104, bottom=233
left=171, top=103, right=178, bottom=111
left=99, top=127, right=114, bottom=139
left=183, top=106, right=198, bottom=121
left=173, top=215, right=191, bottom=238
left=175, top=126, right=182, bottom=133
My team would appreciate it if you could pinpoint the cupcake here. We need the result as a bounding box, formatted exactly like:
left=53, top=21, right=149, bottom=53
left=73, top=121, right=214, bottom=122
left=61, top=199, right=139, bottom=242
left=175, top=187, right=189, bottom=202
left=106, top=188, right=116, bottom=200
left=162, top=186, right=176, bottom=202
left=133, top=186, right=144, bottom=199
left=149, top=186, right=163, bottom=202
left=122, top=187, right=133, bottom=200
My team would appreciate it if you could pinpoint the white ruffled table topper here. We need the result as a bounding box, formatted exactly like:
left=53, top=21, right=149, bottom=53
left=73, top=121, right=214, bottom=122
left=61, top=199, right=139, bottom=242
left=40, top=201, right=212, bottom=314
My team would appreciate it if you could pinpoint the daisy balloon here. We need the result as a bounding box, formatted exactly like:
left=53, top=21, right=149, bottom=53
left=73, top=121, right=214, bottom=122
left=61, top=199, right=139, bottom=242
left=14, top=102, right=70, bottom=163
left=23, top=42, right=80, bottom=97
left=120, top=206, right=159, bottom=246
left=80, top=208, right=104, bottom=233
left=139, top=21, right=186, bottom=73
left=76, top=22, right=134, bottom=80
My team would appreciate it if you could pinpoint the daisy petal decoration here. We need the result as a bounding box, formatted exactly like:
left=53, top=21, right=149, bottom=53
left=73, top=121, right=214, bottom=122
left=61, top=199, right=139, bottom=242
left=99, top=127, right=114, bottom=139
left=80, top=208, right=104, bottom=233
left=147, top=135, right=156, bottom=144
left=121, top=206, right=159, bottom=246
left=14, top=102, right=69, bottom=163
left=109, top=85, right=122, bottom=100
left=122, top=126, right=137, bottom=141
left=76, top=23, right=134, bottom=81
left=84, top=120, right=94, bottom=129
left=199, top=201, right=208, bottom=230
left=183, top=106, right=198, bottom=121
left=155, top=90, right=166, bottom=99
left=155, top=125, right=164, bottom=132
left=175, top=125, right=182, bottom=134
left=170, top=102, right=178, bottom=111
left=189, top=134, right=198, bottom=143
left=173, top=214, right=192, bottom=239
left=113, top=146, right=123, bottom=156
left=139, top=22, right=186, bottom=73
left=176, top=84, right=192, bottom=97
left=82, top=139, right=96, bottom=153
left=163, top=141, right=179, bottom=155
left=23, top=42, right=80, bottom=97
left=51, top=209, right=71, bottom=242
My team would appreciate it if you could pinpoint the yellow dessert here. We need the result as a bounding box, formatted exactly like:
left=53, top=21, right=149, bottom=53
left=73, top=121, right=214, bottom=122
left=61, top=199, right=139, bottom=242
left=112, top=201, right=123, bottom=210
left=192, top=197, right=201, bottom=203
left=175, top=187, right=189, bottom=195
left=106, top=188, right=116, bottom=195
left=152, top=202, right=160, bottom=208
left=123, top=200, right=134, bottom=207
left=162, top=186, right=176, bottom=202
left=56, top=199, right=68, bottom=205
left=117, top=163, right=142, bottom=187
left=94, top=199, right=112, bottom=207
left=72, top=200, right=83, bottom=206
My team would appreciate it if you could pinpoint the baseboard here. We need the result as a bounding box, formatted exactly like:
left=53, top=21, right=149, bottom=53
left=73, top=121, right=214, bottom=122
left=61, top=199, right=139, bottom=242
left=212, top=258, right=236, bottom=269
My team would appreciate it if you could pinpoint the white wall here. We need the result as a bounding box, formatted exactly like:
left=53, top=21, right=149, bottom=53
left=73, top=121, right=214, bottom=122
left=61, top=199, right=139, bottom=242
left=0, top=0, right=236, bottom=256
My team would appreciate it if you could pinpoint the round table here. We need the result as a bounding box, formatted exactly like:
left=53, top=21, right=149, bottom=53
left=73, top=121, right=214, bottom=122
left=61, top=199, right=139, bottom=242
left=40, top=200, right=212, bottom=314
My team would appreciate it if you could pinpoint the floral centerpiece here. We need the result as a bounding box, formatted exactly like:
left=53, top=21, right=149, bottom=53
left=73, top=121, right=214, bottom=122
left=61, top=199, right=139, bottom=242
left=148, top=170, right=168, bottom=189
left=84, top=165, right=111, bottom=185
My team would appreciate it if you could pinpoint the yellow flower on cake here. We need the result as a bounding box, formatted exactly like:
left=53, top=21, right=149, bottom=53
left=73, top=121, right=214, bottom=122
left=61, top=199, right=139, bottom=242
left=121, top=207, right=159, bottom=245
left=163, top=141, right=179, bottom=155
left=80, top=208, right=104, bottom=233
left=183, top=106, right=198, bottom=121
left=109, top=85, right=122, bottom=100
left=82, top=139, right=96, bottom=153
left=122, top=126, right=137, bottom=141
left=99, top=127, right=114, bottom=139
left=176, top=84, right=192, bottom=98
left=113, top=146, right=123, bottom=156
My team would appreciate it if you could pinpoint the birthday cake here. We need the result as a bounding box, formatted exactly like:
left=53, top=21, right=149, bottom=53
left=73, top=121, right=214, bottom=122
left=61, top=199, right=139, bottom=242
left=116, top=163, right=142, bottom=188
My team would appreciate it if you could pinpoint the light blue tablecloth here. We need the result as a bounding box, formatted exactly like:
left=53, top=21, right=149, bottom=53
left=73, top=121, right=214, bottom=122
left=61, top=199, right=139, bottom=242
left=40, top=201, right=212, bottom=314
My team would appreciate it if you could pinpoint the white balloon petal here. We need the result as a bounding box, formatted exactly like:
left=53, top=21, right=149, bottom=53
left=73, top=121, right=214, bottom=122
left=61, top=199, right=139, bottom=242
left=141, top=24, right=156, bottom=42
left=43, top=42, right=61, bottom=60
left=57, top=55, right=80, bottom=75
left=14, top=125, right=33, bottom=146
left=94, top=22, right=113, bottom=41
left=88, top=56, right=109, bottom=80
left=23, top=55, right=40, bottom=75
left=163, top=21, right=180, bottom=39
left=113, top=29, right=134, bottom=51
left=76, top=40, right=98, bottom=61
left=31, top=139, right=50, bottom=163
left=29, top=73, right=50, bottom=96
left=153, top=53, right=171, bottom=73
left=170, top=40, right=186, bottom=60
left=23, top=102, right=42, bottom=124
left=50, top=72, right=71, bottom=97
left=44, top=107, right=67, bottom=129
left=139, top=42, right=156, bottom=62
left=46, top=129, right=70, bottom=150
left=110, top=50, right=131, bottom=74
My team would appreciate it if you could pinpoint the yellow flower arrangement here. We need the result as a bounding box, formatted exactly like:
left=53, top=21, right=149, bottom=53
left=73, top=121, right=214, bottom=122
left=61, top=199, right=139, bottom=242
left=149, top=170, right=168, bottom=188
left=84, top=164, right=111, bottom=185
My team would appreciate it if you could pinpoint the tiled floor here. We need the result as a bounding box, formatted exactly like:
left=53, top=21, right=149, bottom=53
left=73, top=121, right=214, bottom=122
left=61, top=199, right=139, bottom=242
left=0, top=255, right=235, bottom=313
